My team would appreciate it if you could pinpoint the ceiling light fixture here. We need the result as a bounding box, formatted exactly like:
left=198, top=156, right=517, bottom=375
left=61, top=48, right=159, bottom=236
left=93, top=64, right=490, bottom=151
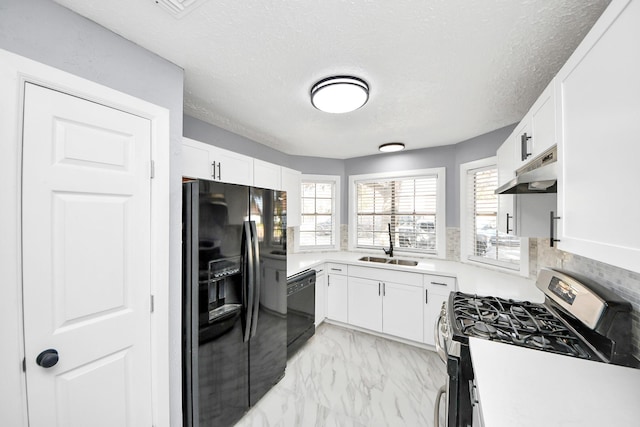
left=310, top=76, right=369, bottom=114
left=378, top=142, right=405, bottom=153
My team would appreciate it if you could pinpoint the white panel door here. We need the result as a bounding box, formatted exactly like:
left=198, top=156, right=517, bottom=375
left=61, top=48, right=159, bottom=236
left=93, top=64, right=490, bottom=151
left=22, top=83, right=153, bottom=427
left=182, top=137, right=214, bottom=179
left=254, top=159, right=281, bottom=190
left=326, top=274, right=348, bottom=323
left=555, top=0, right=640, bottom=272
left=347, top=277, right=382, bottom=332
left=382, top=282, right=423, bottom=342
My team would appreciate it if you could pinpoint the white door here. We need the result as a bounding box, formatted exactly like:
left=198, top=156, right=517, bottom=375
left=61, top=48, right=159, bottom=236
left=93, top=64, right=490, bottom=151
left=382, top=282, right=423, bottom=342
left=22, top=83, right=153, bottom=427
left=326, top=274, right=348, bottom=323
left=347, top=277, right=382, bottom=332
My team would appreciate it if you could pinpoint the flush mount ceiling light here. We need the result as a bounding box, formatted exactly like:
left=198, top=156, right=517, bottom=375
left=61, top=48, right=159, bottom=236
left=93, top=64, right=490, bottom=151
left=378, top=142, right=405, bottom=153
left=310, top=76, right=369, bottom=114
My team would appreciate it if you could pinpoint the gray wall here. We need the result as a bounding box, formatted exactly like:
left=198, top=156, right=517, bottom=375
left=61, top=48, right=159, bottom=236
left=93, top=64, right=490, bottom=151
left=184, top=115, right=291, bottom=167
left=344, top=125, right=515, bottom=226
left=185, top=115, right=515, bottom=226
left=0, top=1, right=185, bottom=426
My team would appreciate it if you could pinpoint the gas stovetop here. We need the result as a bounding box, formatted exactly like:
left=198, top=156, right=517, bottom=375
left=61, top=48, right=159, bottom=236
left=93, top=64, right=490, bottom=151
left=450, top=292, right=599, bottom=360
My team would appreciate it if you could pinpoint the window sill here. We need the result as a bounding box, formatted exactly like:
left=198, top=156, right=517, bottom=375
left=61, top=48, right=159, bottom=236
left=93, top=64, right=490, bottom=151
left=462, top=256, right=529, bottom=278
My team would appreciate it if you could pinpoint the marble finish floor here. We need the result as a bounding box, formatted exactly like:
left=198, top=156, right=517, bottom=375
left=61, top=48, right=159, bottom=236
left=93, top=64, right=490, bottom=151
left=235, top=323, right=447, bottom=427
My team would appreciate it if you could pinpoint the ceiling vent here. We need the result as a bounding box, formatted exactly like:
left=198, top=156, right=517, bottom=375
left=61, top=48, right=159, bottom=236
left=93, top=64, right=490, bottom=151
left=153, top=0, right=209, bottom=18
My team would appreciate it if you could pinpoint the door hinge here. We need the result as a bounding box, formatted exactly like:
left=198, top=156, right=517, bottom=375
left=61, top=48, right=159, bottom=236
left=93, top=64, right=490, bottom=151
left=150, top=160, right=155, bottom=179
left=150, top=295, right=155, bottom=313
left=22, top=358, right=26, bottom=372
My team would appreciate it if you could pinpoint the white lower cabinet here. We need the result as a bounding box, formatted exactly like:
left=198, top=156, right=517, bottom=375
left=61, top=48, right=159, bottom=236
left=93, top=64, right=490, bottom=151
left=319, top=263, right=456, bottom=346
left=347, top=277, right=383, bottom=332
left=314, top=265, right=327, bottom=326
left=382, top=281, right=423, bottom=342
left=326, top=264, right=348, bottom=323
left=422, top=274, right=456, bottom=346
left=346, top=266, right=424, bottom=342
left=423, top=292, right=448, bottom=347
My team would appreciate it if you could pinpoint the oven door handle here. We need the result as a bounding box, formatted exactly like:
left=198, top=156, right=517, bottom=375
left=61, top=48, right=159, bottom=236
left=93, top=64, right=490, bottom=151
left=434, top=313, right=447, bottom=363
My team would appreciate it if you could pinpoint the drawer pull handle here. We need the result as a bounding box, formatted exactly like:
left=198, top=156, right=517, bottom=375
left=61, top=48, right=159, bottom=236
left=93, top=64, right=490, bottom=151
left=330, top=268, right=342, bottom=272
left=431, top=281, right=448, bottom=287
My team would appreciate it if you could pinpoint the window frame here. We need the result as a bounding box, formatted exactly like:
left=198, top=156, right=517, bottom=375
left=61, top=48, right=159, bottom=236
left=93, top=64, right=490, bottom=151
left=348, top=168, right=446, bottom=258
left=295, top=174, right=341, bottom=252
left=459, top=157, right=529, bottom=276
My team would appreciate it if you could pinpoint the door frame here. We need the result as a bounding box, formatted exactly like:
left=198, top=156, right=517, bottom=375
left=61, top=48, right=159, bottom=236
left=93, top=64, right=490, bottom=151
left=0, top=48, right=171, bottom=427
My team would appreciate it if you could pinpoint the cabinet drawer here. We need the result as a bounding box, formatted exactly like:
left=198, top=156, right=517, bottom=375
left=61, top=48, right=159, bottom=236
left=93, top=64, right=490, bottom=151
left=424, top=274, right=456, bottom=294
left=348, top=265, right=422, bottom=287
left=327, top=263, right=348, bottom=275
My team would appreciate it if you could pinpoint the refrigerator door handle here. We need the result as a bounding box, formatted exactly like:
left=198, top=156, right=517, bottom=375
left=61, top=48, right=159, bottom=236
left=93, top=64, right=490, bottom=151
left=242, top=221, right=254, bottom=343
left=249, top=221, right=261, bottom=338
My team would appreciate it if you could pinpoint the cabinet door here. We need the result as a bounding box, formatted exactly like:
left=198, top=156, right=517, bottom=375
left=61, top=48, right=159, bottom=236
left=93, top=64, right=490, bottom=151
left=382, top=282, right=423, bottom=342
left=513, top=119, right=533, bottom=170
left=183, top=137, right=213, bottom=179
left=211, top=145, right=254, bottom=186
left=529, top=81, right=556, bottom=159
left=314, top=267, right=327, bottom=326
left=347, top=277, right=382, bottom=332
left=254, top=159, right=281, bottom=190
left=281, top=167, right=301, bottom=227
left=555, top=0, right=640, bottom=273
left=326, top=274, right=348, bottom=323
left=496, top=140, right=517, bottom=235
left=423, top=292, right=448, bottom=347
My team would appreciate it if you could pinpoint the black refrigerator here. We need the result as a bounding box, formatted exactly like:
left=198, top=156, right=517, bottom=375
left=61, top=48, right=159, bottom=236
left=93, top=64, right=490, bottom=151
left=182, top=179, right=287, bottom=427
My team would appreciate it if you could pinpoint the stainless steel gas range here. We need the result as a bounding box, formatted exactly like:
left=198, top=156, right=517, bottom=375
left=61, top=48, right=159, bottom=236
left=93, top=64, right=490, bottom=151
left=434, top=268, right=638, bottom=427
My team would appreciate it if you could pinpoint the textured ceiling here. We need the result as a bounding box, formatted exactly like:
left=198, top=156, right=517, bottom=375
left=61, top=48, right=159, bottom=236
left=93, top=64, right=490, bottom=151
left=54, top=0, right=610, bottom=159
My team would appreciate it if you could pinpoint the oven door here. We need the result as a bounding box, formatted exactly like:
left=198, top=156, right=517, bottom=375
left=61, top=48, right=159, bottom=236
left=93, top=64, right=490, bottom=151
left=437, top=304, right=474, bottom=427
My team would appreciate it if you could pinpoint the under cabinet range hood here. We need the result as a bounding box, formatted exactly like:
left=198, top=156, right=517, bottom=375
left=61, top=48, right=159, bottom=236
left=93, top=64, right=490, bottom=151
left=496, top=145, right=558, bottom=195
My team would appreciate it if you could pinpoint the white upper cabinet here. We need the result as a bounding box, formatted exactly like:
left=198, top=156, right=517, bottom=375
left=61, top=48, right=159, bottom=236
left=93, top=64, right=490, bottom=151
left=513, top=80, right=557, bottom=170
left=182, top=137, right=253, bottom=186
left=554, top=0, right=640, bottom=273
left=254, top=159, right=282, bottom=190
left=182, top=137, right=215, bottom=180
left=512, top=119, right=533, bottom=170
left=529, top=81, right=557, bottom=160
left=496, top=138, right=516, bottom=235
left=281, top=166, right=301, bottom=227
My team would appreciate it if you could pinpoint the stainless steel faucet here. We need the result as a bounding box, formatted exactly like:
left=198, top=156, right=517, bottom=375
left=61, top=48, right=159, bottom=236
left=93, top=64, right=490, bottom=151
left=383, top=223, right=394, bottom=257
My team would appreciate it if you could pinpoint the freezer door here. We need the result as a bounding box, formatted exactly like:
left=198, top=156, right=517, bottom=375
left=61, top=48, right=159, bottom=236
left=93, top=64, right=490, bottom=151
left=248, top=188, right=287, bottom=406
left=183, top=180, right=251, bottom=427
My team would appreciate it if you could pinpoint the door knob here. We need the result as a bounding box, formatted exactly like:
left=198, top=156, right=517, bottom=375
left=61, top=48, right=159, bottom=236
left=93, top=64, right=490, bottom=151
left=36, top=349, right=59, bottom=368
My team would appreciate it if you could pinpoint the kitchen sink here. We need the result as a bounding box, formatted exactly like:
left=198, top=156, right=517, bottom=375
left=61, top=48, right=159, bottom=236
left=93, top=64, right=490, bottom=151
left=358, top=256, right=388, bottom=263
left=358, top=256, right=419, bottom=266
left=386, top=259, right=419, bottom=266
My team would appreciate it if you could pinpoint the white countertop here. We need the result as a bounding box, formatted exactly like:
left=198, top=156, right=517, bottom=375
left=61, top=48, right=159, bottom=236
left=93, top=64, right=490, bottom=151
left=470, top=338, right=640, bottom=427
left=288, top=251, right=544, bottom=302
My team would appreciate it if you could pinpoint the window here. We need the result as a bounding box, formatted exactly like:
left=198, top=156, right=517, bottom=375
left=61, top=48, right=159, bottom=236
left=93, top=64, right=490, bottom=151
left=298, top=175, right=340, bottom=250
left=349, top=168, right=446, bottom=257
left=460, top=157, right=527, bottom=274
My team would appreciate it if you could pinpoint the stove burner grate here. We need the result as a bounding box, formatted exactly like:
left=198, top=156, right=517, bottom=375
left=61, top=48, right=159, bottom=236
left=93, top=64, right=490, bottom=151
left=451, top=292, right=595, bottom=360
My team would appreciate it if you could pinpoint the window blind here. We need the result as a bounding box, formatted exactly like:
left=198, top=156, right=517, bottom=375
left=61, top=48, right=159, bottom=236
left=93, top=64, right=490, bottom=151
left=355, top=175, right=438, bottom=252
left=465, top=166, right=520, bottom=266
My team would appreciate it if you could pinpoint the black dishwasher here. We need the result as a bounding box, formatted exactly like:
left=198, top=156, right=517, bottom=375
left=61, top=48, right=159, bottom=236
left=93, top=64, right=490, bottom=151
left=286, top=269, right=316, bottom=358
